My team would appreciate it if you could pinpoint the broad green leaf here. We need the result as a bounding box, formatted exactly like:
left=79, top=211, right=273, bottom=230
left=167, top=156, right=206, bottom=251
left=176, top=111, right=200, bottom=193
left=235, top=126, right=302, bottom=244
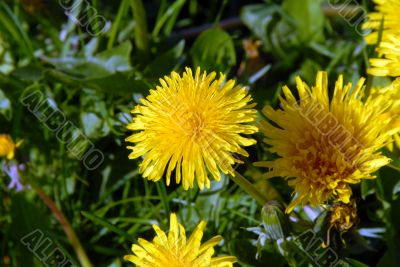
left=241, top=4, right=280, bottom=44
left=282, top=0, right=325, bottom=44
left=240, top=4, right=297, bottom=59
left=191, top=28, right=236, bottom=72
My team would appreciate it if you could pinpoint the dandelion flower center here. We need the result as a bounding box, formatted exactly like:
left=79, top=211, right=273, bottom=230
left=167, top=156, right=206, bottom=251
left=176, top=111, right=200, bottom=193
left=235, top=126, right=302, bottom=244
left=179, top=111, right=205, bottom=137
left=126, top=67, right=258, bottom=190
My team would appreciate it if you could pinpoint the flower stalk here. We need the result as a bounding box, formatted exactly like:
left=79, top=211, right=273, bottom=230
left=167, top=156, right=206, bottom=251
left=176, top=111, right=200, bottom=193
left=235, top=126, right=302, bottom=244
left=231, top=170, right=270, bottom=205
left=27, top=178, right=93, bottom=267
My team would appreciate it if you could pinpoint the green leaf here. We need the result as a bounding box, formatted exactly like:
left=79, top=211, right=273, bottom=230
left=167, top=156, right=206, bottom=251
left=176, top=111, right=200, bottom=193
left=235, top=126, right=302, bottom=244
left=0, top=47, right=14, bottom=74
left=376, top=167, right=400, bottom=202
left=11, top=65, right=43, bottom=82
left=241, top=4, right=280, bottom=44
left=42, top=41, right=152, bottom=93
left=81, top=112, right=103, bottom=138
left=144, top=40, right=185, bottom=78
left=107, top=0, right=131, bottom=49
left=393, top=180, right=400, bottom=198
left=191, top=28, right=236, bottom=72
left=342, top=258, right=370, bottom=267
left=47, top=41, right=133, bottom=78
left=10, top=194, right=51, bottom=267
left=131, top=0, right=149, bottom=58
left=152, top=0, right=186, bottom=38
left=240, top=4, right=297, bottom=59
left=45, top=69, right=150, bottom=94
left=94, top=41, right=132, bottom=72
left=0, top=2, right=34, bottom=60
left=361, top=179, right=376, bottom=200
left=81, top=211, right=135, bottom=242
left=282, top=0, right=325, bottom=44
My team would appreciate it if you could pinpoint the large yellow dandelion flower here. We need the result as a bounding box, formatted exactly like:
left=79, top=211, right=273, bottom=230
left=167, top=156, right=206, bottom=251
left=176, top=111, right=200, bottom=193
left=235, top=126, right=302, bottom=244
left=256, top=72, right=397, bottom=213
left=0, top=134, right=18, bottom=160
left=124, top=213, right=237, bottom=267
left=369, top=34, right=400, bottom=77
left=363, top=0, right=400, bottom=45
left=126, top=67, right=258, bottom=190
left=370, top=78, right=400, bottom=150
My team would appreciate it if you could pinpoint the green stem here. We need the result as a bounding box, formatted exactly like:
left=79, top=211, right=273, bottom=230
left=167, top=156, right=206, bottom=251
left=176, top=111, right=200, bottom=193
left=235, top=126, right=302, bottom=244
left=388, top=164, right=400, bottom=172
left=214, top=0, right=228, bottom=26
left=90, top=0, right=100, bottom=37
left=131, top=0, right=149, bottom=60
left=231, top=170, right=270, bottom=205
left=321, top=4, right=363, bottom=18
left=28, top=179, right=93, bottom=267
left=107, top=0, right=130, bottom=49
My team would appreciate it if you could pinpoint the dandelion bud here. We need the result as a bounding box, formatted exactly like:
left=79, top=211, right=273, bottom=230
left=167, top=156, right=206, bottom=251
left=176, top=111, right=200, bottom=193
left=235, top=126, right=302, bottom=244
left=261, top=200, right=290, bottom=240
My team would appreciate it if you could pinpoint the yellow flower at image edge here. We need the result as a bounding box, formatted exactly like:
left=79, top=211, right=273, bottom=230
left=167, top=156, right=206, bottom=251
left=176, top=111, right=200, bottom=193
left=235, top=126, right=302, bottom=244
left=0, top=134, right=20, bottom=160
left=256, top=72, right=397, bottom=213
left=370, top=78, right=400, bottom=150
left=124, top=214, right=237, bottom=267
left=362, top=0, right=400, bottom=44
left=126, top=67, right=258, bottom=190
left=368, top=34, right=400, bottom=77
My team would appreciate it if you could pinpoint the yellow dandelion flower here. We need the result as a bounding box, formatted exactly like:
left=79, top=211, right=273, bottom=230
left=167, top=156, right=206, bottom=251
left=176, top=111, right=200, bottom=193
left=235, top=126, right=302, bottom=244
left=363, top=0, right=400, bottom=45
left=370, top=78, right=400, bottom=150
left=369, top=34, right=400, bottom=77
left=124, top=213, right=237, bottom=267
left=0, top=134, right=21, bottom=160
left=256, top=72, right=396, bottom=213
left=126, top=67, right=258, bottom=190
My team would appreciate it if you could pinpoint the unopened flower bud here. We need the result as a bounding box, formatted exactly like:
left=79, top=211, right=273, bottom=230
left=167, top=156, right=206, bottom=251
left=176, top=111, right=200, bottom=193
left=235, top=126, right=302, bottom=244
left=261, top=200, right=290, bottom=240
